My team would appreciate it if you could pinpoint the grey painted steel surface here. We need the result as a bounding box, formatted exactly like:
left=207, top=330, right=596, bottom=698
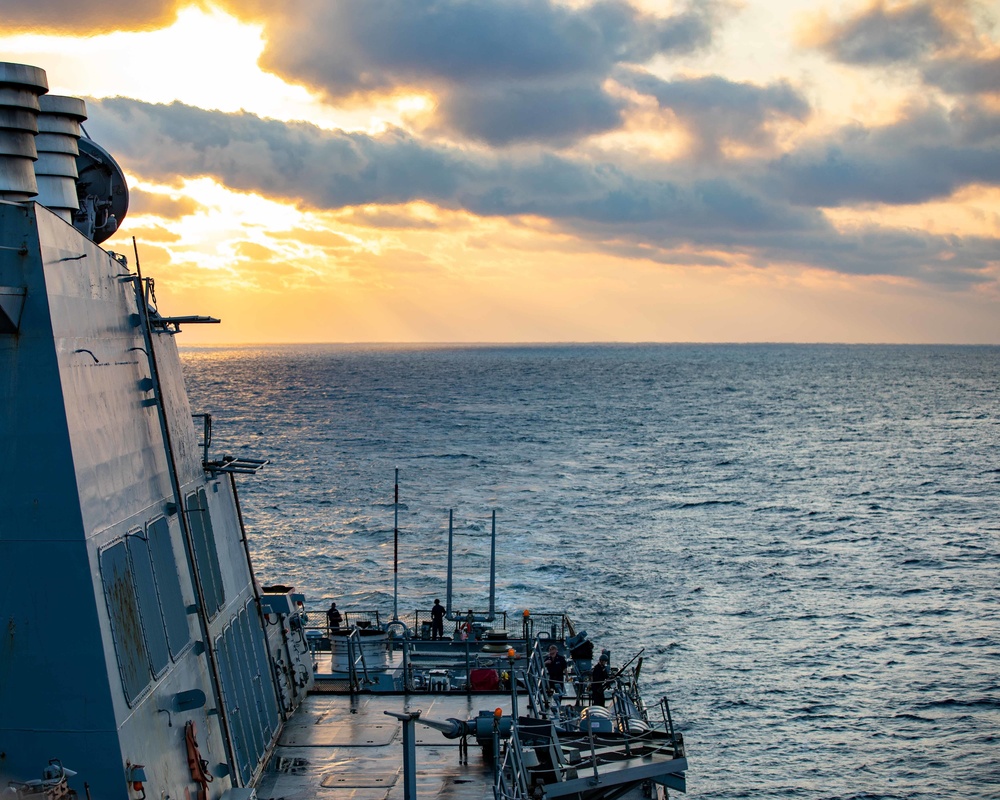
left=35, top=95, right=87, bottom=220
left=0, top=63, right=47, bottom=201
left=257, top=694, right=504, bottom=800
left=73, top=137, right=129, bottom=243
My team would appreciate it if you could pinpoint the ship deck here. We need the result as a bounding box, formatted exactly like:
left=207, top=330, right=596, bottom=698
left=255, top=691, right=514, bottom=800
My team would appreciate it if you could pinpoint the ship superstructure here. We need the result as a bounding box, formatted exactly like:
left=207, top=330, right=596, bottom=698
left=0, top=62, right=312, bottom=799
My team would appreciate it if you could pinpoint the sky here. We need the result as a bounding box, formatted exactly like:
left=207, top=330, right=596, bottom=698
left=2, top=0, right=999, bottom=344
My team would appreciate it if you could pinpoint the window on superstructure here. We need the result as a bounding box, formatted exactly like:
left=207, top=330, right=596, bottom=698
left=188, top=488, right=226, bottom=617
left=146, top=516, right=192, bottom=658
left=99, top=541, right=151, bottom=705
left=127, top=532, right=170, bottom=677
left=214, top=599, right=281, bottom=784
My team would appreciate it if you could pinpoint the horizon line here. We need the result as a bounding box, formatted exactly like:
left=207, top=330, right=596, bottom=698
left=176, top=340, right=1000, bottom=348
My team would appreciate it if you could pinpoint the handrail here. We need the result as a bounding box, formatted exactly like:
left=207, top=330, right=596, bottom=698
left=495, top=722, right=532, bottom=800
left=344, top=628, right=371, bottom=694
left=659, top=696, right=684, bottom=757
left=346, top=631, right=358, bottom=694
left=413, top=608, right=511, bottom=637
left=304, top=606, right=568, bottom=641
left=524, top=640, right=551, bottom=717
left=343, top=609, right=381, bottom=630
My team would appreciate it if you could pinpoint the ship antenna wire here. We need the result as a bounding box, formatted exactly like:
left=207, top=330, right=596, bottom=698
left=489, top=510, right=496, bottom=622
left=446, top=509, right=454, bottom=619
left=393, top=467, right=399, bottom=622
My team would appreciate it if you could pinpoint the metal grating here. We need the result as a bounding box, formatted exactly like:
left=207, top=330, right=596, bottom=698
left=204, top=456, right=269, bottom=475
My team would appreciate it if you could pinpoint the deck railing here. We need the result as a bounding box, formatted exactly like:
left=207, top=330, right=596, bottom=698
left=303, top=608, right=572, bottom=644
left=343, top=628, right=371, bottom=694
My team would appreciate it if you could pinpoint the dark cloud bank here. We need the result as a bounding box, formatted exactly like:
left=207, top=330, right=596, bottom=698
left=249, top=0, right=728, bottom=146
left=86, top=96, right=1000, bottom=287
left=813, top=0, right=958, bottom=66
left=814, top=0, right=1000, bottom=98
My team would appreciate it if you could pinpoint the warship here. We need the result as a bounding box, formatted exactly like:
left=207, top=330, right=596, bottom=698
left=0, top=62, right=688, bottom=800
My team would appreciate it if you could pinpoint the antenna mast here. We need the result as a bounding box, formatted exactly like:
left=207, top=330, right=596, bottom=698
left=393, top=467, right=399, bottom=622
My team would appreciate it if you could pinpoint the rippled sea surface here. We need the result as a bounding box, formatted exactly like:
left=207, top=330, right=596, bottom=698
left=181, top=344, right=1000, bottom=799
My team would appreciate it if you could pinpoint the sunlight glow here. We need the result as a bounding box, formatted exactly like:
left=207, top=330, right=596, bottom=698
left=0, top=4, right=410, bottom=133
left=115, top=176, right=398, bottom=290
left=824, top=186, right=1000, bottom=238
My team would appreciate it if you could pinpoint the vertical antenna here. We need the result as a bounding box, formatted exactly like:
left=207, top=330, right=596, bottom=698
left=393, top=467, right=399, bottom=622
left=446, top=509, right=454, bottom=618
left=489, top=510, right=497, bottom=622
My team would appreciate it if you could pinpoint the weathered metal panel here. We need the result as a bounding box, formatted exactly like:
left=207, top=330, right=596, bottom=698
left=217, top=619, right=254, bottom=785
left=214, top=599, right=283, bottom=787
left=246, top=600, right=282, bottom=737
left=127, top=531, right=171, bottom=677
left=99, top=539, right=151, bottom=705
left=235, top=606, right=268, bottom=760
left=146, top=515, right=191, bottom=658
left=189, top=487, right=225, bottom=616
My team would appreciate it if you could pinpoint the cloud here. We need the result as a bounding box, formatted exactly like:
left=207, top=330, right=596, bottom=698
left=256, top=0, right=722, bottom=92
left=808, top=0, right=958, bottom=66
left=0, top=0, right=180, bottom=33
left=438, top=82, right=626, bottom=146
left=246, top=0, right=728, bottom=145
left=334, top=207, right=442, bottom=231
left=92, top=97, right=812, bottom=230
left=83, top=97, right=999, bottom=287
left=569, top=215, right=1000, bottom=286
left=922, top=56, right=1000, bottom=95
left=806, top=0, right=1000, bottom=101
left=769, top=102, right=1000, bottom=207
left=128, top=186, right=202, bottom=219
left=618, top=70, right=811, bottom=158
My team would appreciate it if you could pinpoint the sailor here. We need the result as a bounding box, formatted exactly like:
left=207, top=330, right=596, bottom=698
left=327, top=601, right=342, bottom=633
left=591, top=653, right=610, bottom=706
left=431, top=599, right=446, bottom=640
left=544, top=645, right=567, bottom=693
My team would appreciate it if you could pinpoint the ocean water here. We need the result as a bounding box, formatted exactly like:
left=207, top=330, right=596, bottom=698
left=180, top=343, right=1000, bottom=799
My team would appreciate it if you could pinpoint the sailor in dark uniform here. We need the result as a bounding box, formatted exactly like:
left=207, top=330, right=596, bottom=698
left=327, top=601, right=342, bottom=633
left=431, top=598, right=446, bottom=639
left=544, top=645, right=567, bottom=693
left=591, top=653, right=610, bottom=706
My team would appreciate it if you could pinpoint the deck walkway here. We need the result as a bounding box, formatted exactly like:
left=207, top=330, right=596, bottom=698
left=255, top=692, right=513, bottom=800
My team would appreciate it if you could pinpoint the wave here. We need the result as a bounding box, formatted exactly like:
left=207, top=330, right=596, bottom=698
left=672, top=499, right=746, bottom=509
left=916, top=697, right=1000, bottom=709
